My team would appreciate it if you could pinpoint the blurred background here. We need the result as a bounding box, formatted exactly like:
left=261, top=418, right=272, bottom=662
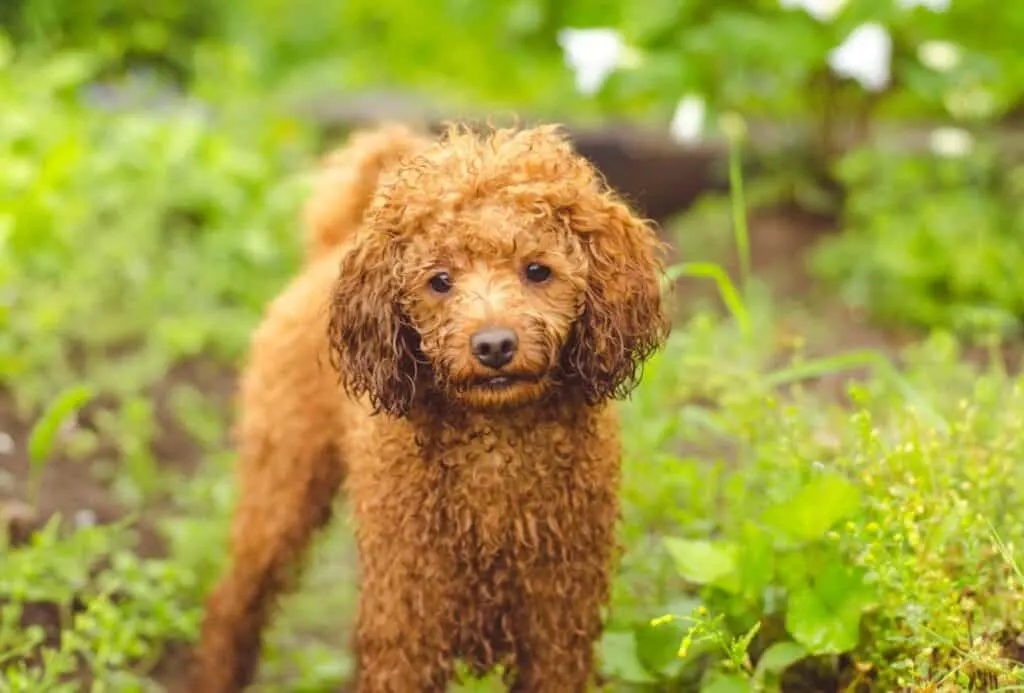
left=3, top=1, right=1024, bottom=691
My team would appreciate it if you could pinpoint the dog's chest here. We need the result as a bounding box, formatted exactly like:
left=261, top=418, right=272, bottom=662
left=439, top=424, right=564, bottom=556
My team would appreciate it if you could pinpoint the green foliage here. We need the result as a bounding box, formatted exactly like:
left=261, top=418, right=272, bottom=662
left=2, top=4, right=1024, bottom=689
left=0, top=518, right=201, bottom=690
left=0, top=40, right=314, bottom=412
left=0, top=0, right=223, bottom=80
left=811, top=141, right=1024, bottom=338
left=0, top=44, right=312, bottom=689
left=618, top=0, right=1024, bottom=116
left=0, top=0, right=583, bottom=110
left=5, top=0, right=1024, bottom=137
left=606, top=317, right=1024, bottom=691
left=602, top=152, right=1024, bottom=688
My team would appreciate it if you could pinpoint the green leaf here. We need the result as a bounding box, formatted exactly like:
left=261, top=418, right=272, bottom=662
left=664, top=537, right=739, bottom=589
left=702, top=672, right=753, bottom=693
left=754, top=641, right=807, bottom=679
left=735, top=522, right=775, bottom=602
left=28, top=385, right=94, bottom=468
left=664, top=262, right=751, bottom=337
left=598, top=630, right=656, bottom=684
left=785, top=564, right=875, bottom=655
left=786, top=590, right=858, bottom=655
left=761, top=473, right=862, bottom=544
left=635, top=618, right=686, bottom=675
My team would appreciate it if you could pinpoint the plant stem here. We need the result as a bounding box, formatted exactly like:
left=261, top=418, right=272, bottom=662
left=728, top=137, right=751, bottom=300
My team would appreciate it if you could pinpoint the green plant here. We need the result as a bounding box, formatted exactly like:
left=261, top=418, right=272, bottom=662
left=592, top=134, right=1024, bottom=691
left=0, top=44, right=309, bottom=688
left=0, top=517, right=202, bottom=690
left=590, top=0, right=1024, bottom=136
left=1, top=0, right=224, bottom=80
left=811, top=141, right=1024, bottom=338
left=600, top=310, right=1024, bottom=691
left=23, top=385, right=94, bottom=509
left=0, top=39, right=314, bottom=412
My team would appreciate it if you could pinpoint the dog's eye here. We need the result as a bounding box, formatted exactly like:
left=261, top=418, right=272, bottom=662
left=428, top=272, right=453, bottom=294
left=524, top=262, right=552, bottom=284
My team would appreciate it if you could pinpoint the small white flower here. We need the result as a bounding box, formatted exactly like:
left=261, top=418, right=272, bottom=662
left=669, top=95, right=706, bottom=145
left=828, top=23, right=892, bottom=92
left=918, top=40, right=961, bottom=72
left=779, top=0, right=848, bottom=22
left=929, top=126, right=973, bottom=157
left=0, top=432, right=13, bottom=455
left=898, top=0, right=951, bottom=11
left=556, top=28, right=640, bottom=96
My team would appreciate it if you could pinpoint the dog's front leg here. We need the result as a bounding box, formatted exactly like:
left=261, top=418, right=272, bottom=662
left=509, top=559, right=609, bottom=693
left=509, top=467, right=619, bottom=693
left=350, top=547, right=456, bottom=693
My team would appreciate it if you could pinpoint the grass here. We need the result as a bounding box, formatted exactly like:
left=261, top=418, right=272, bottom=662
left=2, top=47, right=1024, bottom=693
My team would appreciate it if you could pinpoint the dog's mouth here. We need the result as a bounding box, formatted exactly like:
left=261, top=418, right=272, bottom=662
left=450, top=371, right=550, bottom=407
left=467, top=373, right=540, bottom=390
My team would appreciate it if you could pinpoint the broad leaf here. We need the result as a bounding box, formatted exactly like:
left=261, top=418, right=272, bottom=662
left=635, top=617, right=687, bottom=675
left=702, top=672, right=753, bottom=693
left=735, top=522, right=775, bottom=602
left=598, top=630, right=656, bottom=684
left=761, top=473, right=862, bottom=544
left=785, top=563, right=876, bottom=655
left=755, top=641, right=807, bottom=679
left=28, top=384, right=94, bottom=468
left=664, top=537, right=738, bottom=588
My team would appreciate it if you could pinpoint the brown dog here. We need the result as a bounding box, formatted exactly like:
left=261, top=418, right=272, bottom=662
left=194, top=123, right=669, bottom=692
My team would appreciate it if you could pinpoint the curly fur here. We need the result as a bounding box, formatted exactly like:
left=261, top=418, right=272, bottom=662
left=194, top=122, right=669, bottom=692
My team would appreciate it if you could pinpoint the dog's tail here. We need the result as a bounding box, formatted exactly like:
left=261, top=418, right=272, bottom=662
left=302, top=123, right=427, bottom=262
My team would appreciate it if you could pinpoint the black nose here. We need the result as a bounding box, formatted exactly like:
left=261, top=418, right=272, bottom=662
left=471, top=326, right=518, bottom=370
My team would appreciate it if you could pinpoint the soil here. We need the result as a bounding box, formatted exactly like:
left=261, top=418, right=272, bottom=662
left=0, top=390, right=124, bottom=543
left=1, top=358, right=236, bottom=555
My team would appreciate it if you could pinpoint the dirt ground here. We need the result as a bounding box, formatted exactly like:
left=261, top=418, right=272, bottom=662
left=1, top=358, right=236, bottom=553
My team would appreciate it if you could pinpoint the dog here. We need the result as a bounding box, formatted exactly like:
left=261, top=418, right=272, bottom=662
left=194, top=122, right=669, bottom=692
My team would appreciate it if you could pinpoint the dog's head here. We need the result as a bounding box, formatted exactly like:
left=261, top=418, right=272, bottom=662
left=328, top=125, right=669, bottom=416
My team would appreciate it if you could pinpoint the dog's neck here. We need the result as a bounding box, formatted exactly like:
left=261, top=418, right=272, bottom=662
left=404, top=394, right=603, bottom=452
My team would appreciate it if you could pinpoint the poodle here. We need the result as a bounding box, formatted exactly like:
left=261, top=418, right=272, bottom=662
left=194, top=122, right=669, bottom=692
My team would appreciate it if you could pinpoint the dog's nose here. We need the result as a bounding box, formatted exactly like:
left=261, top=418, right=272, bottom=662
left=471, top=326, right=518, bottom=370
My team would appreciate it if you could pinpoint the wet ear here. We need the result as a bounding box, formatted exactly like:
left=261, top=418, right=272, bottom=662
left=562, top=195, right=670, bottom=403
left=327, top=229, right=421, bottom=416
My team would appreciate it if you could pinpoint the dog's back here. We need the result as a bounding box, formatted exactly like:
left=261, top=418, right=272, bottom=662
left=302, top=123, right=428, bottom=262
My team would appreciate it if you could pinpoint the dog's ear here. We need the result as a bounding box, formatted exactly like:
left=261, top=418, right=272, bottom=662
left=562, top=194, right=670, bottom=403
left=328, top=228, right=421, bottom=416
